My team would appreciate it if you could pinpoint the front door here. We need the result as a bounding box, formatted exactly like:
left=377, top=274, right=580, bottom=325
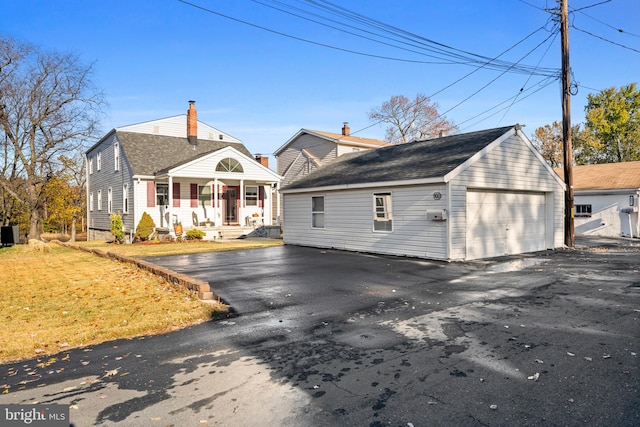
left=223, top=187, right=239, bottom=225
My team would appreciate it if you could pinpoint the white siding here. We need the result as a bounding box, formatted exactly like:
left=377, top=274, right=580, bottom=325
left=169, top=147, right=279, bottom=181
left=277, top=134, right=337, bottom=184
left=117, top=115, right=241, bottom=143
left=448, top=134, right=564, bottom=259
left=574, top=192, right=640, bottom=238
left=284, top=184, right=449, bottom=260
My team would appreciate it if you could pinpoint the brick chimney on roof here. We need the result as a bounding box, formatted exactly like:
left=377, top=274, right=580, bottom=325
left=187, top=100, right=197, bottom=145
left=342, top=122, right=350, bottom=136
left=255, top=154, right=269, bottom=168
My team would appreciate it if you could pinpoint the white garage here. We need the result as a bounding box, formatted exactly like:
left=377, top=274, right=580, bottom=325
left=466, top=190, right=548, bottom=259
left=281, top=125, right=566, bottom=261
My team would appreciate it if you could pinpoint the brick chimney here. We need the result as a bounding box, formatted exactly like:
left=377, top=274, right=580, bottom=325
left=187, top=100, right=197, bottom=145
left=255, top=154, right=269, bottom=168
left=341, top=122, right=350, bottom=136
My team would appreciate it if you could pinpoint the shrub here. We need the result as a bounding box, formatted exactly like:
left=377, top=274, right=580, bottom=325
left=185, top=228, right=206, bottom=240
left=110, top=211, right=125, bottom=243
left=135, top=212, right=156, bottom=241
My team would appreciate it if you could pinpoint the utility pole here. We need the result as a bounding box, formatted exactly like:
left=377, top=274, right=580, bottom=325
left=560, top=0, right=575, bottom=247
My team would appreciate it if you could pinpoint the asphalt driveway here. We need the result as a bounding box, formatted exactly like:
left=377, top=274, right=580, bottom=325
left=1, top=237, right=638, bottom=426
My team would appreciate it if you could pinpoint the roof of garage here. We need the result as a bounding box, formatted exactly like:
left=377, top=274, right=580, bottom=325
left=281, top=125, right=516, bottom=191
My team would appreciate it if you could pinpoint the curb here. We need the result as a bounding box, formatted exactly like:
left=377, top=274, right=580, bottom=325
left=52, top=241, right=215, bottom=301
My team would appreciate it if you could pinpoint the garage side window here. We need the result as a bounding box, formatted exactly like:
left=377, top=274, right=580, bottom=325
left=575, top=204, right=592, bottom=217
left=373, top=192, right=393, bottom=232
left=311, top=196, right=325, bottom=228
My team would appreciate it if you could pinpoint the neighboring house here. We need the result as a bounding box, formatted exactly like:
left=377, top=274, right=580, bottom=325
left=86, top=101, right=281, bottom=241
left=275, top=123, right=390, bottom=188
left=274, top=123, right=390, bottom=222
left=281, top=125, right=566, bottom=261
left=556, top=161, right=640, bottom=238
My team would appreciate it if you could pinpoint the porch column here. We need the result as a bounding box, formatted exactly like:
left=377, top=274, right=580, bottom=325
left=240, top=179, right=244, bottom=225
left=168, top=175, right=174, bottom=233
left=213, top=178, right=219, bottom=226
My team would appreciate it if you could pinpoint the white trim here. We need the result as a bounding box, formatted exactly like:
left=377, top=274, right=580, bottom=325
left=275, top=128, right=387, bottom=156
left=158, top=146, right=282, bottom=181
left=281, top=177, right=445, bottom=194
left=575, top=188, right=640, bottom=196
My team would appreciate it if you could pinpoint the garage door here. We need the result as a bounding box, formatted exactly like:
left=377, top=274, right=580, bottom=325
left=466, top=190, right=547, bottom=259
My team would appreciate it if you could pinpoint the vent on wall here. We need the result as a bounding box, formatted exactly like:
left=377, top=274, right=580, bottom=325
left=153, top=125, right=160, bottom=134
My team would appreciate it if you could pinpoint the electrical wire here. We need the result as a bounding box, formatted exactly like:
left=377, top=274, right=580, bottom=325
left=457, top=76, right=558, bottom=131
left=571, top=24, right=640, bottom=54
left=497, top=27, right=560, bottom=125
left=301, top=0, right=559, bottom=75
left=177, top=0, right=457, bottom=65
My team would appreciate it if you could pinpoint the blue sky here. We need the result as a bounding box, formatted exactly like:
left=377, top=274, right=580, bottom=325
left=2, top=0, right=638, bottom=159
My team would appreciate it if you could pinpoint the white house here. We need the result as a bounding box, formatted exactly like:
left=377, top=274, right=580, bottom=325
left=556, top=161, right=640, bottom=238
left=86, top=101, right=281, bottom=241
left=281, top=125, right=566, bottom=261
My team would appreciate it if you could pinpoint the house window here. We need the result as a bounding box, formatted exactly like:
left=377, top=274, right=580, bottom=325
left=114, top=142, right=120, bottom=171
left=97, top=151, right=102, bottom=171
left=122, top=183, right=129, bottom=213
left=216, top=157, right=244, bottom=173
left=107, top=187, right=113, bottom=213
left=373, top=192, right=393, bottom=232
left=199, top=185, right=211, bottom=207
left=89, top=157, right=93, bottom=175
left=97, top=190, right=102, bottom=211
left=156, top=183, right=169, bottom=206
left=246, top=186, right=258, bottom=206
left=89, top=192, right=94, bottom=212
left=575, top=204, right=592, bottom=217
left=312, top=196, right=325, bottom=228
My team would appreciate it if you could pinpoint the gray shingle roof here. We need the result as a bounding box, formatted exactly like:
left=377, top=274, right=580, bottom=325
left=282, top=126, right=514, bottom=190
left=116, top=131, right=253, bottom=176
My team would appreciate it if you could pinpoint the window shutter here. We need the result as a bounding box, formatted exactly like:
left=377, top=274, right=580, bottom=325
left=258, top=186, right=264, bottom=208
left=147, top=181, right=155, bottom=207
left=190, top=184, right=198, bottom=208
left=173, top=182, right=180, bottom=207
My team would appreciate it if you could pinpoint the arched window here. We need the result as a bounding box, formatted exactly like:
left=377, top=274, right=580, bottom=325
left=216, top=157, right=244, bottom=173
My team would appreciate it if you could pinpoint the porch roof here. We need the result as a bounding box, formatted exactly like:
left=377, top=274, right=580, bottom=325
left=117, top=131, right=253, bottom=176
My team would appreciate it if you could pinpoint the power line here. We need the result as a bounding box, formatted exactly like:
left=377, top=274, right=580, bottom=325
left=571, top=24, right=640, bottom=54
left=457, top=76, right=558, bottom=131
left=177, top=0, right=458, bottom=65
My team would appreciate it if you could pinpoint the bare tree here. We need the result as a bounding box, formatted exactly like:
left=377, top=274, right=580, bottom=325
left=0, top=37, right=105, bottom=240
left=369, top=93, right=458, bottom=144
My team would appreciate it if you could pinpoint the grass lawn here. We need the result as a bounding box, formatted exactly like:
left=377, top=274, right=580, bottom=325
left=0, top=238, right=282, bottom=364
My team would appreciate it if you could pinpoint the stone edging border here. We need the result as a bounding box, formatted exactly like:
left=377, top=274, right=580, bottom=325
left=52, top=240, right=215, bottom=301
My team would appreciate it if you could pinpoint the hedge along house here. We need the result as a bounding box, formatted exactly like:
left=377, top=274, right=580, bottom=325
left=86, top=101, right=281, bottom=241
left=281, top=125, right=566, bottom=261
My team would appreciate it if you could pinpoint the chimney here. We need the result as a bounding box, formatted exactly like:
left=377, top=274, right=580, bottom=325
left=341, top=122, right=350, bottom=136
left=255, top=154, right=269, bottom=168
left=187, top=100, right=197, bottom=145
